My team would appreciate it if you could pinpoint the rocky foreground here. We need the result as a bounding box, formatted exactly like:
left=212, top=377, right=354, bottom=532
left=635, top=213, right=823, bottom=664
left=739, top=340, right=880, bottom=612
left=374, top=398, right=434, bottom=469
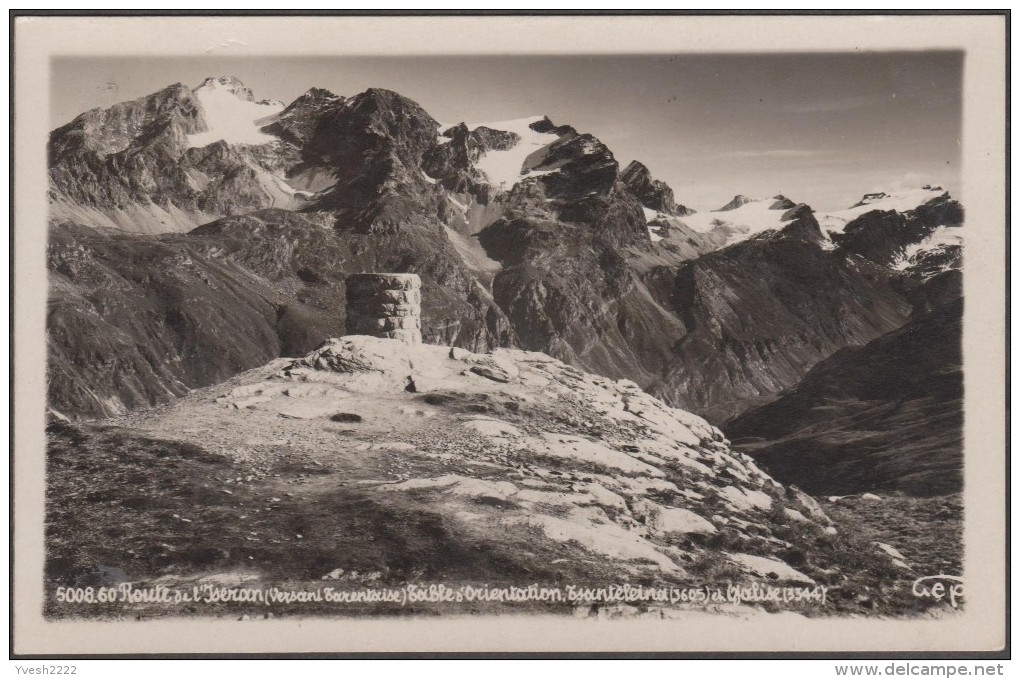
left=45, top=337, right=952, bottom=619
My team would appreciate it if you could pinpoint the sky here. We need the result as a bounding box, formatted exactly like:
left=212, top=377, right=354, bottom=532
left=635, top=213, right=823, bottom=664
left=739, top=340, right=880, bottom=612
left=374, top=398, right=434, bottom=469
left=51, top=52, right=962, bottom=212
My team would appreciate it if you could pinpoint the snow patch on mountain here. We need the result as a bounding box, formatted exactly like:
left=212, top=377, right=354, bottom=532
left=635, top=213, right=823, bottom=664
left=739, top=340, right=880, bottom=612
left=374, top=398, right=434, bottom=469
left=892, top=224, right=964, bottom=271
left=188, top=79, right=284, bottom=148
left=465, top=116, right=562, bottom=190
left=820, top=186, right=948, bottom=235
left=270, top=176, right=315, bottom=200
left=642, top=207, right=666, bottom=241
left=679, top=196, right=797, bottom=246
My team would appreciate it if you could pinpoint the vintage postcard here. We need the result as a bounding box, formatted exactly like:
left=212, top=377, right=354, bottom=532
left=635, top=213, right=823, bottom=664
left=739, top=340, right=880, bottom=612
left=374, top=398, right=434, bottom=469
left=11, top=13, right=1008, bottom=656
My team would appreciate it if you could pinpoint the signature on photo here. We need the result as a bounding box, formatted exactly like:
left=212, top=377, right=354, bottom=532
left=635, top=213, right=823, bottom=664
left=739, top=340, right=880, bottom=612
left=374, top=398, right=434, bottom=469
left=912, top=575, right=964, bottom=608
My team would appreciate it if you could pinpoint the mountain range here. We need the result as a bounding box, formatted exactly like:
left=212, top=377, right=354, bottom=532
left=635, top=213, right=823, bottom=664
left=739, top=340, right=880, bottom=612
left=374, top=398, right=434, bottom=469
left=47, top=75, right=964, bottom=496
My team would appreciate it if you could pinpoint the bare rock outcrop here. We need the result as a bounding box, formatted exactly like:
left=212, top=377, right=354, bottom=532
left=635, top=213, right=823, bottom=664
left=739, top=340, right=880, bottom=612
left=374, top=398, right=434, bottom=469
left=49, top=335, right=937, bottom=619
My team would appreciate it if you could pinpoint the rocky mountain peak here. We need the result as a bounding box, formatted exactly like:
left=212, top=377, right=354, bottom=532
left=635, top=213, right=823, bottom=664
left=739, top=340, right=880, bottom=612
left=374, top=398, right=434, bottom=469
left=300, top=86, right=342, bottom=101
left=847, top=186, right=949, bottom=211
left=196, top=75, right=257, bottom=102
left=910, top=192, right=961, bottom=221
left=621, top=159, right=651, bottom=179
left=529, top=115, right=575, bottom=135
left=851, top=192, right=890, bottom=207
left=618, top=161, right=697, bottom=217
left=716, top=194, right=757, bottom=211
left=334, top=88, right=441, bottom=153
left=261, top=88, right=346, bottom=148
left=49, top=82, right=201, bottom=161
left=832, top=191, right=964, bottom=267
left=777, top=204, right=824, bottom=242
left=350, top=87, right=436, bottom=119
left=279, top=87, right=345, bottom=116
left=620, top=160, right=682, bottom=216
left=770, top=194, right=797, bottom=210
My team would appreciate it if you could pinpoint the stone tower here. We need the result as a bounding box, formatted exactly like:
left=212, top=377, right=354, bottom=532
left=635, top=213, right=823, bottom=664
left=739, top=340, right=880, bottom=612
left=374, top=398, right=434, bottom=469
left=344, top=273, right=423, bottom=344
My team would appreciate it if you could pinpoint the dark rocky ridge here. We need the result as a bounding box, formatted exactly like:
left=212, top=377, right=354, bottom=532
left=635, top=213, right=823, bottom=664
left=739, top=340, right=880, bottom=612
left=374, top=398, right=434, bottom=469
left=48, top=212, right=516, bottom=419
left=716, top=194, right=757, bottom=211
left=645, top=208, right=915, bottom=422
left=48, top=82, right=303, bottom=233
left=726, top=273, right=963, bottom=496
left=620, top=160, right=695, bottom=216
left=832, top=193, right=963, bottom=266
left=422, top=122, right=520, bottom=199
left=261, top=87, right=347, bottom=148
left=770, top=195, right=797, bottom=210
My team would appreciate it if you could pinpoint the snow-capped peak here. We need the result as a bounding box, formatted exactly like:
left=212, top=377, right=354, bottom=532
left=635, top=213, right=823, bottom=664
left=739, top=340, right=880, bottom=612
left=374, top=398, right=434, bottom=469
left=440, top=115, right=547, bottom=136
left=848, top=185, right=945, bottom=211
left=196, top=76, right=256, bottom=101
left=716, top=194, right=759, bottom=211
left=188, top=76, right=284, bottom=148
left=679, top=194, right=803, bottom=246
left=819, top=186, right=950, bottom=236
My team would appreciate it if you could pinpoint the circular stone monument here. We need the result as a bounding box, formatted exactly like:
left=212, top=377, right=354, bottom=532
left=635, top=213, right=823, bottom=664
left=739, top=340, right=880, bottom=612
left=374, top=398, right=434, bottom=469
left=344, top=273, right=423, bottom=344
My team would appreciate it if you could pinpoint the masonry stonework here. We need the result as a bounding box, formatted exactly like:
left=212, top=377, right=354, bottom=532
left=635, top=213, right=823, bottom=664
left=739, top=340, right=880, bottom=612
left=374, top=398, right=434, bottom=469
left=344, top=273, right=423, bottom=344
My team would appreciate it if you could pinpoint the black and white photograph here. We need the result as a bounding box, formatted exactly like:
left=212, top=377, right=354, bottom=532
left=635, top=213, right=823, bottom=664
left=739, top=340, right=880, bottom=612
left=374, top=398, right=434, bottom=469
left=10, top=13, right=1008, bottom=659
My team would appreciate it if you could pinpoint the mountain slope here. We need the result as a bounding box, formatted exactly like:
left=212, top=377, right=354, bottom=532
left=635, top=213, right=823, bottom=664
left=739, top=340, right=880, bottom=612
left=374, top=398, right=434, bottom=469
left=725, top=283, right=962, bottom=496
left=48, top=78, right=307, bottom=233
left=831, top=192, right=964, bottom=268
left=48, top=336, right=934, bottom=618
left=645, top=210, right=914, bottom=422
left=47, top=219, right=321, bottom=420
left=47, top=211, right=516, bottom=419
